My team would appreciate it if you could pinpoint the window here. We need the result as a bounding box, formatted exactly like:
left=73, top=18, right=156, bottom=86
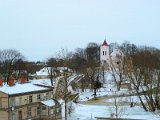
left=19, top=97, right=22, bottom=105
left=103, top=51, right=104, bottom=55
left=57, top=108, right=60, bottom=113
left=37, top=94, right=41, bottom=101
left=46, top=92, right=49, bottom=99
left=42, top=106, right=46, bottom=115
left=50, top=108, right=54, bottom=115
left=10, top=98, right=15, bottom=107
left=29, top=96, right=32, bottom=103
left=117, top=61, right=120, bottom=64
left=37, top=107, right=41, bottom=115
left=42, top=106, right=46, bottom=110
left=105, top=51, right=107, bottom=55
left=43, top=92, right=49, bottom=99
left=28, top=107, right=32, bottom=117
left=11, top=112, right=16, bottom=120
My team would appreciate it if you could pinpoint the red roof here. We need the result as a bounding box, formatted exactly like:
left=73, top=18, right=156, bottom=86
left=102, top=40, right=109, bottom=46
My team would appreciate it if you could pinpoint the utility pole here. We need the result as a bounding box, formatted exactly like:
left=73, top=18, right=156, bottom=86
left=64, top=70, right=68, bottom=120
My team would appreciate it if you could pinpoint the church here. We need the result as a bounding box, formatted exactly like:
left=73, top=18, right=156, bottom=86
left=100, top=40, right=123, bottom=65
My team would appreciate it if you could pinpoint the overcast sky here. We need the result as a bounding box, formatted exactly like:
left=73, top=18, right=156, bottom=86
left=0, top=0, right=160, bottom=61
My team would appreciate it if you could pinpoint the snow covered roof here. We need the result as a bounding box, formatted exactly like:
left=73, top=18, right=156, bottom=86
left=0, top=79, right=53, bottom=95
left=36, top=67, right=71, bottom=76
left=40, top=99, right=55, bottom=107
left=36, top=67, right=50, bottom=76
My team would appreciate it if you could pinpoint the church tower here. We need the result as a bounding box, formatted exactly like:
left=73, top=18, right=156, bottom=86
left=100, top=40, right=110, bottom=65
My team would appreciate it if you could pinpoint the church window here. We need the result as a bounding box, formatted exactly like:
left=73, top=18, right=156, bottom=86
left=105, top=51, right=107, bottom=55
left=103, top=51, right=104, bottom=55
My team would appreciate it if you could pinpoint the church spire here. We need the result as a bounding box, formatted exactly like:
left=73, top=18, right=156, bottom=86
left=102, top=39, right=109, bottom=46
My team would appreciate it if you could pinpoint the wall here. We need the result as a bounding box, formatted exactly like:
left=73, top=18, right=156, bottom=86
left=0, top=91, right=8, bottom=108
left=0, top=111, right=8, bottom=120
left=9, top=91, right=53, bottom=107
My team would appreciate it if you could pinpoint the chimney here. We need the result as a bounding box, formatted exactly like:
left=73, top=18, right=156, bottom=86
left=8, top=76, right=15, bottom=86
left=0, top=74, right=3, bottom=86
left=19, top=75, right=27, bottom=84
left=0, top=79, right=3, bottom=86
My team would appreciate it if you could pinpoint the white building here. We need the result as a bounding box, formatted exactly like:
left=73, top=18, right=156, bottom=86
left=100, top=40, right=123, bottom=65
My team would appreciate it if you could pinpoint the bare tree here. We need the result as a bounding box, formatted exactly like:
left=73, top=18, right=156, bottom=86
left=68, top=102, right=75, bottom=116
left=56, top=48, right=73, bottom=120
left=109, top=91, right=127, bottom=119
left=108, top=51, right=126, bottom=91
left=87, top=66, right=102, bottom=99
left=126, top=47, right=160, bottom=112
left=0, top=49, right=24, bottom=83
left=12, top=59, right=27, bottom=80
left=85, top=42, right=100, bottom=63
left=46, top=57, right=59, bottom=86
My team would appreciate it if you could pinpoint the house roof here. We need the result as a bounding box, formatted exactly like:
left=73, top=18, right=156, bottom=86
left=0, top=79, right=53, bottom=95
left=36, top=67, right=50, bottom=76
left=40, top=99, right=56, bottom=107
left=36, top=67, right=71, bottom=76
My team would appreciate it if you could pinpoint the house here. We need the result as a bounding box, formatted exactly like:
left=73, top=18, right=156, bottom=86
left=35, top=67, right=50, bottom=79
left=0, top=77, right=61, bottom=120
left=35, top=67, right=72, bottom=79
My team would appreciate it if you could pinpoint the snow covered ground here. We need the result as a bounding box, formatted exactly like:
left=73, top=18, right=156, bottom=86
left=61, top=89, right=160, bottom=120
left=66, top=104, right=160, bottom=120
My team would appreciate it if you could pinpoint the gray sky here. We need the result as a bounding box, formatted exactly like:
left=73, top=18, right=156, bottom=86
left=0, top=0, right=160, bottom=61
